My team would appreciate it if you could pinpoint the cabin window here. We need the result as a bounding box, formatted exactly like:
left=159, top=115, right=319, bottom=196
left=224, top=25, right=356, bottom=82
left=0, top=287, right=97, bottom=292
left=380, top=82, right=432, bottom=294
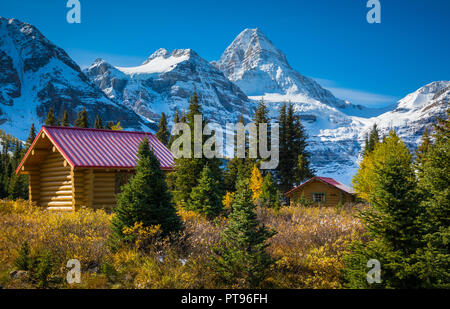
left=312, top=193, right=326, bottom=203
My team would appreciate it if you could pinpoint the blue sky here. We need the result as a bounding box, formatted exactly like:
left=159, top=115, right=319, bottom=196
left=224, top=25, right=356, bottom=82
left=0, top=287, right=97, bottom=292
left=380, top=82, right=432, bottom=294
left=1, top=0, right=449, bottom=107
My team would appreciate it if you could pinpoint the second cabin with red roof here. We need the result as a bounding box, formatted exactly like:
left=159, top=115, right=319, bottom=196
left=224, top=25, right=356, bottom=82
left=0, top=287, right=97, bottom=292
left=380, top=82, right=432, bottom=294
left=16, top=126, right=174, bottom=211
left=285, top=176, right=356, bottom=207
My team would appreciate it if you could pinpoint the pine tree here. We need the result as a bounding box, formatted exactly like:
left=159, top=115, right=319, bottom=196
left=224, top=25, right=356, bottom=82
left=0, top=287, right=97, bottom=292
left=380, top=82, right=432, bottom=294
left=173, top=90, right=223, bottom=205
left=211, top=178, right=276, bottom=288
left=110, top=138, right=181, bottom=247
left=344, top=131, right=421, bottom=288
left=276, top=102, right=314, bottom=193
left=249, top=165, right=263, bottom=204
left=367, top=124, right=380, bottom=153
left=186, top=164, right=223, bottom=218
left=45, top=108, right=58, bottom=126
left=260, top=173, right=280, bottom=209
left=156, top=112, right=169, bottom=146
left=74, top=108, right=89, bottom=128
left=94, top=115, right=103, bottom=129
left=224, top=114, right=253, bottom=192
left=168, top=110, right=180, bottom=149
left=253, top=98, right=270, bottom=163
left=61, top=110, right=69, bottom=127
left=411, top=112, right=450, bottom=288
left=25, top=124, right=36, bottom=148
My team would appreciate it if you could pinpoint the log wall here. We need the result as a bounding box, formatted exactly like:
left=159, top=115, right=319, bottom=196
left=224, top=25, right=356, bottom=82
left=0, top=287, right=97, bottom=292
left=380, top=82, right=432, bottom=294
left=39, top=152, right=73, bottom=210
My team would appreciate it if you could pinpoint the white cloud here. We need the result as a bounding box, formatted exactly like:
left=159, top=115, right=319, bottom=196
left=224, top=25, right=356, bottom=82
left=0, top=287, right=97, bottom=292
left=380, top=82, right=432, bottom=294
left=313, top=78, right=398, bottom=108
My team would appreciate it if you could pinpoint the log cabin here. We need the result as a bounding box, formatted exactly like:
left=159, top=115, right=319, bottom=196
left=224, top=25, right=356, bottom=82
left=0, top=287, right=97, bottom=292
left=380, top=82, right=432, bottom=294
left=285, top=176, right=355, bottom=207
left=16, top=126, right=174, bottom=211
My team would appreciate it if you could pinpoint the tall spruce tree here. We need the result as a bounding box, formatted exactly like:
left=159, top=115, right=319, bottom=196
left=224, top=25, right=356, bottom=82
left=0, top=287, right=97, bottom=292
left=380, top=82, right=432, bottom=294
left=276, top=102, right=313, bottom=193
left=25, top=124, right=36, bottom=148
left=110, top=138, right=181, bottom=247
left=45, top=108, right=58, bottom=126
left=167, top=110, right=180, bottom=149
left=224, top=114, right=253, bottom=192
left=186, top=164, right=223, bottom=219
left=367, top=124, right=380, bottom=153
left=253, top=98, right=270, bottom=164
left=156, top=112, right=169, bottom=146
left=344, top=131, right=421, bottom=288
left=94, top=115, right=103, bottom=129
left=259, top=173, right=280, bottom=209
left=74, top=108, right=89, bottom=128
left=173, top=90, right=223, bottom=206
left=411, top=112, right=450, bottom=288
left=211, top=178, right=276, bottom=288
left=61, top=110, right=69, bottom=127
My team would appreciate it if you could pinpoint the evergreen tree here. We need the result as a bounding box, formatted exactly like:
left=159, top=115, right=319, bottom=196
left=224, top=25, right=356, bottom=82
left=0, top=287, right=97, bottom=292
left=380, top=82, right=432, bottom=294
left=411, top=112, right=450, bottom=288
left=61, top=110, right=69, bottom=127
left=167, top=110, right=180, bottom=149
left=45, top=108, right=58, bottom=126
left=110, top=138, right=181, bottom=247
left=260, top=173, right=280, bottom=209
left=344, top=131, right=421, bottom=288
left=253, top=98, right=270, bottom=163
left=173, top=90, right=223, bottom=205
left=94, top=115, right=103, bottom=129
left=25, top=124, right=36, bottom=148
left=367, top=124, right=380, bottom=153
left=211, top=178, right=276, bottom=288
left=276, top=102, right=314, bottom=193
left=74, top=108, right=89, bottom=128
left=156, top=112, right=169, bottom=146
left=186, top=164, right=223, bottom=218
left=224, top=114, right=253, bottom=192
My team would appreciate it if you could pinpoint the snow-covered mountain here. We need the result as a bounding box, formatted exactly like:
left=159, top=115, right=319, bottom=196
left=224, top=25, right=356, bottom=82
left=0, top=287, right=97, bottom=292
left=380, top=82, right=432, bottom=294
left=0, top=18, right=447, bottom=185
left=84, top=48, right=252, bottom=125
left=372, top=81, right=449, bottom=148
left=213, top=28, right=448, bottom=184
left=0, top=17, right=149, bottom=140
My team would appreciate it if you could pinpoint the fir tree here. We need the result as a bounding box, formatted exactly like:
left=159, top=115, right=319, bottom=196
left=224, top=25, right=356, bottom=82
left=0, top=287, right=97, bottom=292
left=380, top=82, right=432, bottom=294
left=367, top=124, right=380, bottom=153
left=253, top=98, right=270, bottom=163
left=74, top=108, right=89, bottom=128
left=187, top=164, right=223, bottom=218
left=173, top=90, right=223, bottom=205
left=211, top=178, right=276, bottom=288
left=168, top=110, right=181, bottom=149
left=25, top=124, right=36, bottom=148
left=224, top=114, right=253, bottom=192
left=61, top=110, right=69, bottom=127
left=259, top=173, right=280, bottom=209
left=156, top=112, right=169, bottom=146
left=94, top=115, right=103, bottom=129
left=45, top=108, right=58, bottom=126
left=276, top=102, right=314, bottom=193
left=411, top=112, right=450, bottom=288
left=110, top=138, right=181, bottom=247
left=344, top=131, right=421, bottom=288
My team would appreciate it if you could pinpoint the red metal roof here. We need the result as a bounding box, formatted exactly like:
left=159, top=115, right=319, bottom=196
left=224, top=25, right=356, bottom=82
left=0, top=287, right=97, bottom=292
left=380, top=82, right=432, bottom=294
left=285, top=176, right=355, bottom=196
left=17, top=126, right=174, bottom=172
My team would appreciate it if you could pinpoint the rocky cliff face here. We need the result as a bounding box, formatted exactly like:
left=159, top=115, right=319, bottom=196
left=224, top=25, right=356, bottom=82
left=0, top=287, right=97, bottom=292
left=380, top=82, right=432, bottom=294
left=0, top=18, right=447, bottom=185
left=0, top=17, right=149, bottom=139
left=84, top=48, right=253, bottom=126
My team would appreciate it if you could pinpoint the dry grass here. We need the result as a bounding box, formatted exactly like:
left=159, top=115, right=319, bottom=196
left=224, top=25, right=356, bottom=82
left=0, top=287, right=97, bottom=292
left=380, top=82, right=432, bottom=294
left=0, top=200, right=365, bottom=289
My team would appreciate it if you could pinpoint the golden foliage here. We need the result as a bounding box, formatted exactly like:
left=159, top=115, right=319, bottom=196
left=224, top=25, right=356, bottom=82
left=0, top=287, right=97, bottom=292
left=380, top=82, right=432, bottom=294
left=249, top=165, right=263, bottom=203
left=353, top=131, right=412, bottom=201
left=0, top=199, right=365, bottom=289
left=222, top=191, right=235, bottom=210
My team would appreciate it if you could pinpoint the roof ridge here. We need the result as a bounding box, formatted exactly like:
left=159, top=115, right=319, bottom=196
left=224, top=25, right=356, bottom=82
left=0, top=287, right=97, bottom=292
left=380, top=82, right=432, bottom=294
left=43, top=125, right=155, bottom=135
